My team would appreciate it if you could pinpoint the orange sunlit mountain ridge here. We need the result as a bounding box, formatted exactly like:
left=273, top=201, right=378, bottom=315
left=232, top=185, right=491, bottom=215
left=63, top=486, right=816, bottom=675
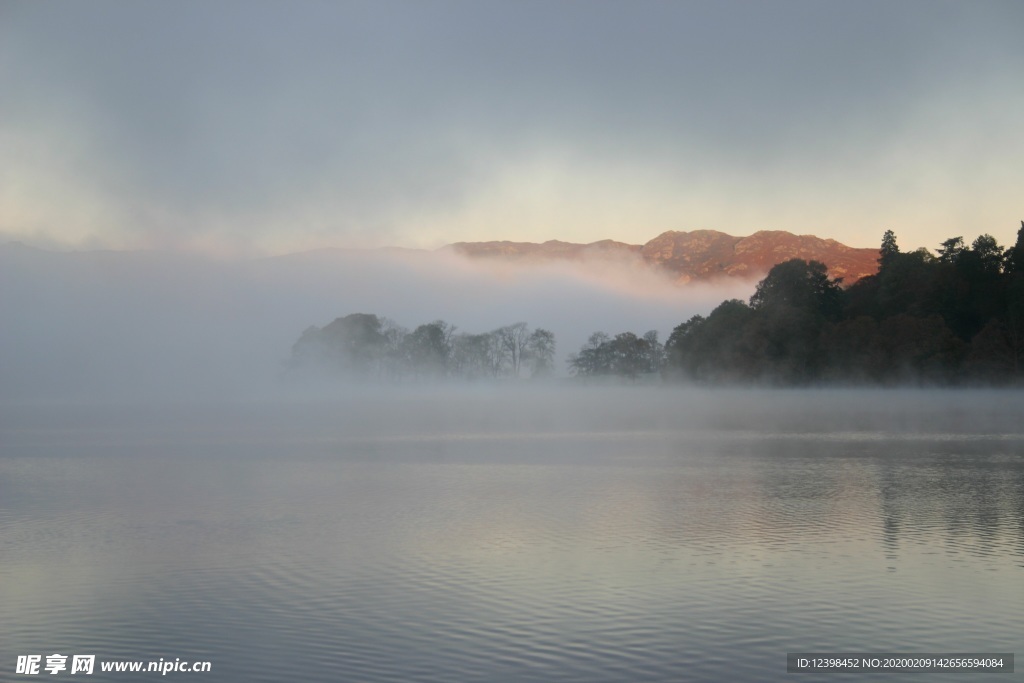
left=443, top=230, right=879, bottom=284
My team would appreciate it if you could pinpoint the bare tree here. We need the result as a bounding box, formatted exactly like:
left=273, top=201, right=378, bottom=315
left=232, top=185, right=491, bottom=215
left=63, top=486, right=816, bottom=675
left=525, top=328, right=556, bottom=377
left=485, top=329, right=510, bottom=377
left=450, top=332, right=491, bottom=379
left=495, top=322, right=530, bottom=377
left=642, top=330, right=665, bottom=373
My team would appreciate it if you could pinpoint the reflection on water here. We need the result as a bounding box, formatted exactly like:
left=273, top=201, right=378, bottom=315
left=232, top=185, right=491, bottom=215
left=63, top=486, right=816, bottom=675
left=1, top=389, right=1022, bottom=682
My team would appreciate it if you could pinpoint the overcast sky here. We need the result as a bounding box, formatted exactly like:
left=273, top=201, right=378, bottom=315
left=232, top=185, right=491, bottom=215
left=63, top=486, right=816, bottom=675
left=2, top=0, right=1022, bottom=255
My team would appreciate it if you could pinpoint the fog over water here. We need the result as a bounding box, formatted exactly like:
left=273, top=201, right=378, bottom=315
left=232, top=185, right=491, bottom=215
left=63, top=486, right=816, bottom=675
left=3, top=242, right=1023, bottom=681
left=2, top=387, right=1023, bottom=682
left=0, top=243, right=753, bottom=402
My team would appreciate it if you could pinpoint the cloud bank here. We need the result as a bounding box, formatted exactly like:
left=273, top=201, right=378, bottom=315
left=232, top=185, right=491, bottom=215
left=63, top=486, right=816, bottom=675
left=0, top=244, right=754, bottom=401
left=1, top=1, right=1022, bottom=254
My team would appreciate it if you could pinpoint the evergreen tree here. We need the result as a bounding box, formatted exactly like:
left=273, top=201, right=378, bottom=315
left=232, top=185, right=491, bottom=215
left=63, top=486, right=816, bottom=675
left=1004, top=221, right=1024, bottom=276
left=879, top=229, right=899, bottom=269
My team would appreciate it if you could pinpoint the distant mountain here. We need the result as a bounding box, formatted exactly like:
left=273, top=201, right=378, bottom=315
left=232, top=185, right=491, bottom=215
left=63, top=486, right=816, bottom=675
left=444, top=230, right=879, bottom=284
left=1, top=228, right=880, bottom=287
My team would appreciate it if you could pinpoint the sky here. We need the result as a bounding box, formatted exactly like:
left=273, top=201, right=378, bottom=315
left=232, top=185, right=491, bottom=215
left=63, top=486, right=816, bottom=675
left=1, top=0, right=1022, bottom=256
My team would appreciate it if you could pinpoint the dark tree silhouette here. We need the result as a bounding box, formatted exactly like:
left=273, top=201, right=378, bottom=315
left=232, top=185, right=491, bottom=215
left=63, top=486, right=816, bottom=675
left=937, top=236, right=965, bottom=264
left=879, top=229, right=899, bottom=268
left=1002, top=221, right=1024, bottom=276
left=749, top=259, right=842, bottom=320
left=665, top=225, right=1024, bottom=385
left=568, top=330, right=663, bottom=380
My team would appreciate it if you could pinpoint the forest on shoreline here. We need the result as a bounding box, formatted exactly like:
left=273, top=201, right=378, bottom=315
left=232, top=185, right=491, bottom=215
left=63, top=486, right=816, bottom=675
left=661, top=224, right=1024, bottom=385
left=290, top=223, right=1024, bottom=386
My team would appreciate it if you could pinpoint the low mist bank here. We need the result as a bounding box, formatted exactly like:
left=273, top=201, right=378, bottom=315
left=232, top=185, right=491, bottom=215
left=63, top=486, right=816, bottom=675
left=8, top=229, right=1023, bottom=402
left=4, top=386, right=1023, bottom=454
left=0, top=243, right=749, bottom=402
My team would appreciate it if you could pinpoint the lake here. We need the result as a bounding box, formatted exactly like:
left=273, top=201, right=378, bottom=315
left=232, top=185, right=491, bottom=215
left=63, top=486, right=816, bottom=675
left=2, top=388, right=1022, bottom=681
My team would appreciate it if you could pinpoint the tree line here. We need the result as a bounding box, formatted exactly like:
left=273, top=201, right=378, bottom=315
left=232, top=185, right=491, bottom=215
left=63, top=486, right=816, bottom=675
left=567, top=331, right=665, bottom=380
left=290, top=314, right=556, bottom=381
left=291, top=223, right=1024, bottom=386
left=660, top=223, right=1024, bottom=385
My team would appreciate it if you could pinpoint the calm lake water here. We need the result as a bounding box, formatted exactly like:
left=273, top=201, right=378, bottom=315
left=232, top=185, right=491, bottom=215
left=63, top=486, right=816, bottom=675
left=2, top=388, right=1022, bottom=682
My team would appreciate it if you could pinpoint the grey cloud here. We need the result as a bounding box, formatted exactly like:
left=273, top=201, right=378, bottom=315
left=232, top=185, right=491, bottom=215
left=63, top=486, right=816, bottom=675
left=1, top=1, right=1022, bottom=246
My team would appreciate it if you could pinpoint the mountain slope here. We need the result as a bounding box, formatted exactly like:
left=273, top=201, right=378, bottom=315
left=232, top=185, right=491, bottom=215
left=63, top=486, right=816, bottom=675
left=445, top=230, right=879, bottom=284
